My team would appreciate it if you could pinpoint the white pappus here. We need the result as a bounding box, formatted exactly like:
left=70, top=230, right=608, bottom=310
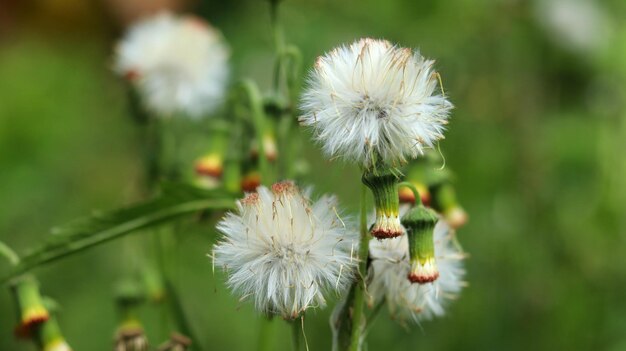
left=114, top=12, right=229, bottom=118
left=368, top=219, right=466, bottom=322
left=213, top=182, right=358, bottom=319
left=300, top=38, right=452, bottom=168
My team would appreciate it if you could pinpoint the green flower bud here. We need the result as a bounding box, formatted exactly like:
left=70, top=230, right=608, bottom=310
left=362, top=168, right=403, bottom=239
left=114, top=280, right=148, bottom=351
left=10, top=275, right=49, bottom=338
left=401, top=206, right=439, bottom=284
left=36, top=298, right=72, bottom=351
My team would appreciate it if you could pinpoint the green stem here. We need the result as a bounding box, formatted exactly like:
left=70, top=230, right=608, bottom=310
left=270, top=0, right=285, bottom=94
left=239, top=80, right=271, bottom=183
left=348, top=183, right=369, bottom=351
left=2, top=199, right=235, bottom=283
left=363, top=299, right=385, bottom=337
left=257, top=317, right=275, bottom=351
left=0, top=241, right=19, bottom=266
left=398, top=181, right=422, bottom=206
left=291, top=317, right=302, bottom=351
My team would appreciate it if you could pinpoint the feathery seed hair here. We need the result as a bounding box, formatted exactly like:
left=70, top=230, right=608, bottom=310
left=213, top=182, right=358, bottom=319
left=300, top=38, right=452, bottom=168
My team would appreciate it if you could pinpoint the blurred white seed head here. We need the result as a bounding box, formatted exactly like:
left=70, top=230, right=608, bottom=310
left=300, top=38, right=452, bottom=168
left=114, top=12, right=229, bottom=118
left=368, top=219, right=465, bottom=322
left=213, top=182, right=358, bottom=319
left=534, top=0, right=612, bottom=54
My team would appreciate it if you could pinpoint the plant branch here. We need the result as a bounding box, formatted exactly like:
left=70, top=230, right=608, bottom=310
left=238, top=80, right=271, bottom=182
left=348, top=183, right=370, bottom=351
left=2, top=186, right=236, bottom=284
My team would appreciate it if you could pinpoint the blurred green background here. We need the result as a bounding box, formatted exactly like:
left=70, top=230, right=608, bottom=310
left=2, top=0, right=626, bottom=350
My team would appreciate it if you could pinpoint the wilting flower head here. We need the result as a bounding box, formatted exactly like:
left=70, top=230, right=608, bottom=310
left=368, top=220, right=465, bottom=322
left=213, top=182, right=358, bottom=319
left=114, top=12, right=229, bottom=118
left=300, top=38, right=452, bottom=168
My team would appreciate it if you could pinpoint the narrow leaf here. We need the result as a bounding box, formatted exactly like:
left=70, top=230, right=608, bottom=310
left=3, top=183, right=236, bottom=283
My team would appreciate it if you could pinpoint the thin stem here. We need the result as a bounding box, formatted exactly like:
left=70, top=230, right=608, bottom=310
left=270, top=0, right=285, bottom=93
left=348, top=183, right=370, bottom=351
left=0, top=241, right=19, bottom=266
left=257, top=317, right=275, bottom=351
left=291, top=317, right=302, bottom=351
left=239, top=80, right=271, bottom=183
left=398, top=181, right=422, bottom=206
left=363, top=299, right=385, bottom=337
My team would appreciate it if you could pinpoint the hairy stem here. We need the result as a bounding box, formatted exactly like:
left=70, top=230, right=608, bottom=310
left=349, top=183, right=370, bottom=351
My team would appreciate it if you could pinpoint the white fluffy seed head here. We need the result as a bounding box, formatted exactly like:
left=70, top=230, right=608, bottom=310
left=213, top=182, right=358, bottom=319
left=368, top=219, right=466, bottom=322
left=300, top=38, right=452, bottom=168
left=534, top=0, right=611, bottom=54
left=114, top=12, right=229, bottom=118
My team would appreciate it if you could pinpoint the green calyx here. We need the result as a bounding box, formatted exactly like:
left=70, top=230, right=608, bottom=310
left=36, top=297, right=71, bottom=351
left=10, top=275, right=50, bottom=333
left=362, top=168, right=402, bottom=239
left=401, top=206, right=439, bottom=284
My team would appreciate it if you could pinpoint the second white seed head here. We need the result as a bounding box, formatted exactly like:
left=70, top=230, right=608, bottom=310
left=213, top=182, right=358, bottom=319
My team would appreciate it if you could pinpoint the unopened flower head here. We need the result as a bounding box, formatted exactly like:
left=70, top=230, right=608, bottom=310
left=213, top=182, right=358, bottom=319
left=401, top=205, right=439, bottom=284
left=157, top=333, right=192, bottom=351
left=300, top=38, right=452, bottom=168
left=362, top=168, right=403, bottom=239
left=10, top=275, right=49, bottom=338
left=35, top=297, right=73, bottom=351
left=115, top=12, right=229, bottom=118
left=114, top=280, right=148, bottom=351
left=368, top=219, right=466, bottom=322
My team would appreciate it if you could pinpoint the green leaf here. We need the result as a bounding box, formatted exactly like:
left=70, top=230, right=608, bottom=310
left=2, top=183, right=236, bottom=283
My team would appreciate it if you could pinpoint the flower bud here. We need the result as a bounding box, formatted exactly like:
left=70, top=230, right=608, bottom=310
left=194, top=153, right=223, bottom=178
left=11, top=275, right=49, bottom=338
left=241, top=170, right=261, bottom=192
left=251, top=133, right=278, bottom=162
left=401, top=206, right=439, bottom=284
left=362, top=168, right=403, bottom=239
left=157, top=333, right=192, bottom=351
left=35, top=298, right=73, bottom=351
left=115, top=327, right=148, bottom=351
left=114, top=281, right=148, bottom=351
